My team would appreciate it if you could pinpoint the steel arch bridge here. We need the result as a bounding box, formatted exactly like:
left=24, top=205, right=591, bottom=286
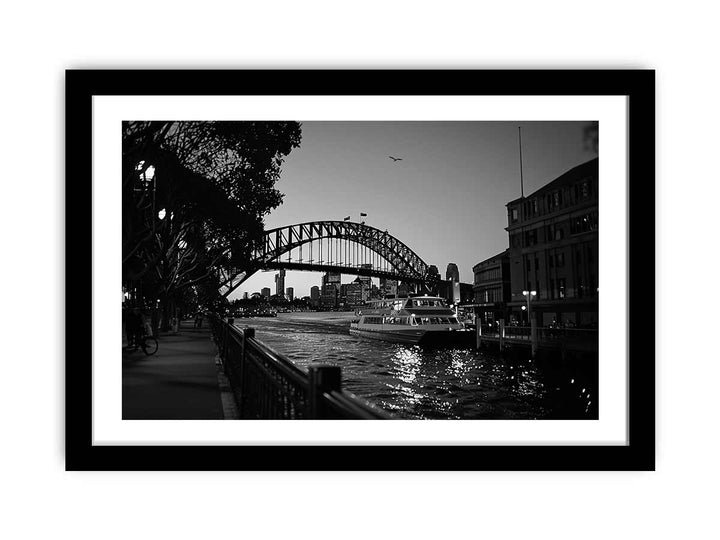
left=219, top=220, right=434, bottom=297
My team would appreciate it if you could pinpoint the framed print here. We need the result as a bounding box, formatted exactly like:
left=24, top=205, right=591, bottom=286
left=66, top=69, right=655, bottom=470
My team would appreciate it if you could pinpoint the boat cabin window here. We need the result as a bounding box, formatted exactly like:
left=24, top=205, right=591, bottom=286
left=411, top=299, right=445, bottom=307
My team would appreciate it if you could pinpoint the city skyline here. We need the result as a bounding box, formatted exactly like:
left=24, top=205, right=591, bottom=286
left=229, top=121, right=597, bottom=300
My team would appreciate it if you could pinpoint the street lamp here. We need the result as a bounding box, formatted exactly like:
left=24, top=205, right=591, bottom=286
left=522, top=289, right=537, bottom=324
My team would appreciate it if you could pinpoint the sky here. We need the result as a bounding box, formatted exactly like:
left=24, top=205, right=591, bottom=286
left=230, top=121, right=597, bottom=300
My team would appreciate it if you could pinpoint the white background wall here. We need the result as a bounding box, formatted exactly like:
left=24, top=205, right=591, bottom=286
left=0, top=1, right=716, bottom=538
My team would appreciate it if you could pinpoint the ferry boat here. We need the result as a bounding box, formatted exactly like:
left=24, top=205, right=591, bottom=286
left=349, top=296, right=473, bottom=345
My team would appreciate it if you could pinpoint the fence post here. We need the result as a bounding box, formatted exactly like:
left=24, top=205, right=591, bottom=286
left=530, top=317, right=538, bottom=358
left=239, top=328, right=254, bottom=417
left=308, top=365, right=342, bottom=419
left=221, top=321, right=228, bottom=361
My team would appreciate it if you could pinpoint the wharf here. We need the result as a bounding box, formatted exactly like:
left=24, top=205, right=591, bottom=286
left=122, top=321, right=224, bottom=420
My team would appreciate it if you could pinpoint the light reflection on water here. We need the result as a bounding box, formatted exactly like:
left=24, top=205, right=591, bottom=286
left=235, top=312, right=597, bottom=420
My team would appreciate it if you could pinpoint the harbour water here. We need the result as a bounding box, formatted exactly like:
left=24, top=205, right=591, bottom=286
left=234, top=311, right=598, bottom=420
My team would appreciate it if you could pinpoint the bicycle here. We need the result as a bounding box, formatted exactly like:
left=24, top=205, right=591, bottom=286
left=127, top=328, right=159, bottom=356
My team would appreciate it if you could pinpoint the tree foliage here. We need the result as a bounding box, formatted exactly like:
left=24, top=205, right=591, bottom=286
left=122, top=121, right=302, bottom=313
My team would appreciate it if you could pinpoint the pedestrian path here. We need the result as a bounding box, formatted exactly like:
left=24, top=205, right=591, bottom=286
left=122, top=321, right=224, bottom=419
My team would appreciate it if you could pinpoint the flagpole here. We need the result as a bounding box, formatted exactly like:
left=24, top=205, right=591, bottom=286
left=518, top=126, right=525, bottom=198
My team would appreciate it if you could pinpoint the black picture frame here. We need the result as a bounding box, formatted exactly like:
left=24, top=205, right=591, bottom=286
left=66, top=69, right=655, bottom=471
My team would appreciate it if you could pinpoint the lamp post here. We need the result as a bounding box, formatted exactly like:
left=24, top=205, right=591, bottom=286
left=522, top=290, right=537, bottom=323
left=522, top=290, right=538, bottom=356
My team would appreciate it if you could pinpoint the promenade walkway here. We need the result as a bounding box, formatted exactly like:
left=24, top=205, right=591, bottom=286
left=122, top=320, right=225, bottom=419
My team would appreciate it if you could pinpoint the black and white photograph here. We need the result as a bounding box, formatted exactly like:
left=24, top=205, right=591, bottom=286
left=121, top=120, right=600, bottom=422
left=72, top=72, right=648, bottom=463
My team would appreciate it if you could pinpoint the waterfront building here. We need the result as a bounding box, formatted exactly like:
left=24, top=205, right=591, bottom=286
left=285, top=287, right=294, bottom=302
left=472, top=249, right=511, bottom=324
left=505, top=158, right=598, bottom=327
left=446, top=263, right=460, bottom=283
left=275, top=269, right=286, bottom=297
left=261, top=287, right=271, bottom=299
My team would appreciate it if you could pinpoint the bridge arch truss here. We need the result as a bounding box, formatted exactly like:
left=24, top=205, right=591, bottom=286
left=220, top=221, right=432, bottom=297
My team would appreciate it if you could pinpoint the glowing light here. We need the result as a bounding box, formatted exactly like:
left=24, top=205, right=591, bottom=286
left=158, top=209, right=166, bottom=220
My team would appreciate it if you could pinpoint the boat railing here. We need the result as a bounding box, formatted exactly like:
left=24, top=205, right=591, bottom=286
left=209, top=315, right=390, bottom=419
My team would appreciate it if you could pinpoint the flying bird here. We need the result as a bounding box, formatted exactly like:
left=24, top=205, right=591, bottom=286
left=388, top=156, right=402, bottom=162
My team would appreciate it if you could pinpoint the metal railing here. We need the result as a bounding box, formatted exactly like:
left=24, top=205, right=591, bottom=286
left=210, top=315, right=389, bottom=419
left=477, top=323, right=597, bottom=353
left=537, top=327, right=598, bottom=347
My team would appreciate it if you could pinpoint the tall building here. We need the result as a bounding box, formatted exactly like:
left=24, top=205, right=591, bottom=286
left=261, top=287, right=271, bottom=299
left=505, top=158, right=598, bottom=326
left=310, top=285, right=320, bottom=307
left=320, top=283, right=338, bottom=308
left=285, top=287, right=294, bottom=302
left=275, top=269, right=286, bottom=297
left=446, top=263, right=460, bottom=283
left=242, top=292, right=249, bottom=300
left=358, top=263, right=372, bottom=301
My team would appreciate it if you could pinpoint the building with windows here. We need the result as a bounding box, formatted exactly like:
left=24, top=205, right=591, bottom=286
left=345, top=279, right=365, bottom=306
left=320, top=283, right=338, bottom=308
left=275, top=269, right=286, bottom=297
left=446, top=263, right=460, bottom=283
left=505, top=158, right=598, bottom=326
left=472, top=249, right=511, bottom=324
left=285, top=287, right=294, bottom=302
left=261, top=287, right=271, bottom=299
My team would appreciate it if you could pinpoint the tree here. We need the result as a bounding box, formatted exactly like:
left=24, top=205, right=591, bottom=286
left=122, top=121, right=302, bottom=325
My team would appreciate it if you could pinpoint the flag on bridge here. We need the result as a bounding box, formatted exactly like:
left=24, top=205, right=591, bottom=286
left=344, top=216, right=350, bottom=221
left=360, top=212, right=367, bottom=217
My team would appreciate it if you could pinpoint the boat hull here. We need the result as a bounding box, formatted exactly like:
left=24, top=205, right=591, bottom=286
left=349, top=327, right=424, bottom=344
left=349, top=326, right=475, bottom=347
